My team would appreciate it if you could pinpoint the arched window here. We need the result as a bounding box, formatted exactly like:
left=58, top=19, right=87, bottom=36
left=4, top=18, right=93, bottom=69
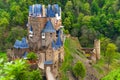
left=42, top=33, right=45, bottom=39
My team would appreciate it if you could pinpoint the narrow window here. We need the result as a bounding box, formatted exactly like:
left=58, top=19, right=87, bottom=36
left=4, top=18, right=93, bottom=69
left=42, top=33, right=45, bottom=39
left=50, top=33, right=52, bottom=37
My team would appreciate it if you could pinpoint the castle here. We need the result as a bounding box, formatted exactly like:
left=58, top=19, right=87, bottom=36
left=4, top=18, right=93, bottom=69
left=7, top=4, right=64, bottom=79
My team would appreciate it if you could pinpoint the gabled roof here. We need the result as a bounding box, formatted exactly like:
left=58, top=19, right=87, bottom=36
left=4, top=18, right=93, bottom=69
left=44, top=60, right=53, bottom=65
left=42, top=20, right=56, bottom=33
left=14, top=38, right=29, bottom=49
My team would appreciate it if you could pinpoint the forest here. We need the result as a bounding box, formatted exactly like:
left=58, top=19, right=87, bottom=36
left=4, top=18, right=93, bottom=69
left=1, top=0, right=120, bottom=80
left=1, top=0, right=120, bottom=51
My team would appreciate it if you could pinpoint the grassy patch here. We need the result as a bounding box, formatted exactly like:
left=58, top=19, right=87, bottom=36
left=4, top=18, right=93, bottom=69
left=0, top=52, right=6, bottom=57
left=0, top=52, right=7, bottom=60
left=60, top=38, right=73, bottom=80
left=60, top=37, right=84, bottom=80
left=92, top=57, right=105, bottom=74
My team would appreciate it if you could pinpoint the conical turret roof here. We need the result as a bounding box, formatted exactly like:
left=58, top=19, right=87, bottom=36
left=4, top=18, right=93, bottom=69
left=42, top=20, right=56, bottom=33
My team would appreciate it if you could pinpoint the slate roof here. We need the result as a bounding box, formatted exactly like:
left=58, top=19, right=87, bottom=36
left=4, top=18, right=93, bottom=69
left=29, top=4, right=42, bottom=16
left=30, top=26, right=33, bottom=31
left=53, top=4, right=60, bottom=16
left=29, top=4, right=61, bottom=17
left=51, top=29, right=62, bottom=49
left=56, top=35, right=62, bottom=48
left=22, top=52, right=28, bottom=59
left=14, top=38, right=29, bottom=49
left=52, top=40, right=57, bottom=50
left=42, top=20, right=56, bottom=33
left=44, top=60, right=53, bottom=65
left=46, top=4, right=55, bottom=17
left=56, top=30, right=62, bottom=48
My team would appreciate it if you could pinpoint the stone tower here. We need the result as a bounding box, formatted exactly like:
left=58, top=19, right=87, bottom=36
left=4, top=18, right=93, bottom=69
left=27, top=4, right=63, bottom=51
left=94, top=39, right=100, bottom=60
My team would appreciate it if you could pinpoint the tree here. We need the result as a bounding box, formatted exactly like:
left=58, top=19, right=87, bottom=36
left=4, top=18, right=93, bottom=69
left=79, top=26, right=97, bottom=47
left=64, top=1, right=73, bottom=12
left=73, top=61, right=86, bottom=80
left=0, top=59, right=42, bottom=80
left=100, top=37, right=111, bottom=56
left=82, top=2, right=90, bottom=15
left=115, top=36, right=120, bottom=52
left=63, top=17, right=72, bottom=31
left=105, top=43, right=117, bottom=69
left=6, top=27, right=27, bottom=44
left=30, top=69, right=42, bottom=80
left=102, top=68, right=120, bottom=80
left=72, top=0, right=82, bottom=15
left=91, top=0, right=99, bottom=15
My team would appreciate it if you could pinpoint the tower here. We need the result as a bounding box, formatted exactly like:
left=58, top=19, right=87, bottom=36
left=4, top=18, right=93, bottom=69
left=27, top=4, right=63, bottom=51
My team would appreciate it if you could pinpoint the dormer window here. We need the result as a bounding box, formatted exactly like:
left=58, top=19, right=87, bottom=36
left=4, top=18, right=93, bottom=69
left=42, top=33, right=45, bottom=39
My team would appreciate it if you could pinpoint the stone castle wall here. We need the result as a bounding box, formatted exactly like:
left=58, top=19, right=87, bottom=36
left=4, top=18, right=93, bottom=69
left=28, top=17, right=61, bottom=50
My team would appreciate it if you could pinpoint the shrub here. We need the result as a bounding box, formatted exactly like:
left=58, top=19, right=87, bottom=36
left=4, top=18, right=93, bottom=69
left=0, top=59, right=42, bottom=80
left=30, top=69, right=42, bottom=80
left=27, top=52, right=37, bottom=60
left=73, top=61, right=86, bottom=79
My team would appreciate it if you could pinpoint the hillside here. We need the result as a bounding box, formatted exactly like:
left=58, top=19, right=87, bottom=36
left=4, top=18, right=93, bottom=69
left=60, top=36, right=120, bottom=80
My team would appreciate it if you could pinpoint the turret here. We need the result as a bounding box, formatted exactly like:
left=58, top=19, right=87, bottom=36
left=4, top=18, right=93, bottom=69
left=42, top=20, right=56, bottom=47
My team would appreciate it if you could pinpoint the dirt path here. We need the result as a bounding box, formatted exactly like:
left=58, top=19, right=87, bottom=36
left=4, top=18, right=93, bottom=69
left=46, top=67, right=55, bottom=80
left=38, top=53, right=45, bottom=69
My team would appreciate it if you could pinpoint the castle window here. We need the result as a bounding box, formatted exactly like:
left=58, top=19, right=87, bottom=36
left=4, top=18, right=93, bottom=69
left=29, top=34, right=33, bottom=38
left=42, top=33, right=45, bottom=39
left=56, top=31, right=59, bottom=37
left=50, top=33, right=52, bottom=37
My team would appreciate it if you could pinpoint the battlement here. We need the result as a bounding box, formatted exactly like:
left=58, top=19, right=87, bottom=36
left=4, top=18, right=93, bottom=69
left=29, top=4, right=61, bottom=20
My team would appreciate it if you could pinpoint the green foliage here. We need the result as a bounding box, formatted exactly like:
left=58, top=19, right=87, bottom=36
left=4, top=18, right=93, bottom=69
left=102, top=68, right=120, bottom=80
left=63, top=17, right=72, bottom=30
left=27, top=52, right=37, bottom=60
left=91, top=0, right=100, bottom=15
left=7, top=27, right=27, bottom=44
left=64, top=1, right=73, bottom=12
left=60, top=38, right=74, bottom=80
left=73, top=61, right=86, bottom=79
left=79, top=26, right=97, bottom=47
left=0, top=52, right=7, bottom=60
left=60, top=38, right=85, bottom=80
left=64, top=29, right=69, bottom=34
left=100, top=37, right=111, bottom=56
left=115, top=36, right=120, bottom=52
left=3, top=59, right=29, bottom=80
left=105, top=43, right=117, bottom=68
left=0, top=59, right=42, bottom=80
left=30, top=69, right=42, bottom=80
